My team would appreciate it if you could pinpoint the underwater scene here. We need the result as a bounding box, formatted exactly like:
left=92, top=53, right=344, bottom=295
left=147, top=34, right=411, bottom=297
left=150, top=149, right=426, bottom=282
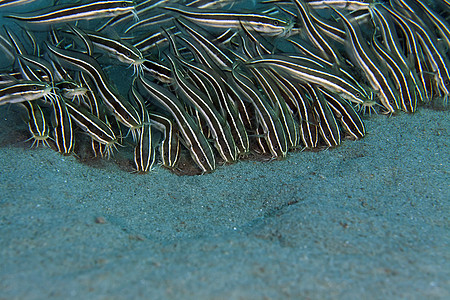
left=0, top=0, right=448, bottom=298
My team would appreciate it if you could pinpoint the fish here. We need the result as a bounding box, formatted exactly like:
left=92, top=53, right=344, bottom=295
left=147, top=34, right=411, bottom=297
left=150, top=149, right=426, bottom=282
left=245, top=55, right=371, bottom=107
left=166, top=53, right=238, bottom=163
left=5, top=1, right=136, bottom=28
left=0, top=81, right=53, bottom=106
left=131, top=89, right=156, bottom=173
left=137, top=74, right=216, bottom=173
left=149, top=112, right=180, bottom=169
left=45, top=43, right=142, bottom=137
left=20, top=100, right=51, bottom=148
left=64, top=100, right=118, bottom=159
left=331, top=7, right=400, bottom=113
left=0, top=0, right=36, bottom=9
left=164, top=4, right=293, bottom=36
left=232, top=64, right=288, bottom=158
left=51, top=93, right=75, bottom=155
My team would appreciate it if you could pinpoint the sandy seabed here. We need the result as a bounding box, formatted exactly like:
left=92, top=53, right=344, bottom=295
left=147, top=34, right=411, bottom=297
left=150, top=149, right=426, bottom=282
left=0, top=106, right=448, bottom=300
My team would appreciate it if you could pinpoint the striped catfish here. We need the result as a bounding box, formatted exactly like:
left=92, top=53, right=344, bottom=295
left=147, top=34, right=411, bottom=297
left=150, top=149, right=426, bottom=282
left=132, top=26, right=178, bottom=54
left=267, top=70, right=319, bottom=149
left=136, top=74, right=216, bottom=173
left=98, top=0, right=170, bottom=31
left=251, top=67, right=300, bottom=150
left=124, top=12, right=173, bottom=34
left=381, top=4, right=431, bottom=104
left=132, top=91, right=156, bottom=174
left=413, top=0, right=450, bottom=51
left=149, top=112, right=180, bottom=170
left=21, top=101, right=51, bottom=148
left=245, top=55, right=370, bottom=107
left=3, top=25, right=28, bottom=56
left=0, top=81, right=52, bottom=106
left=331, top=7, right=400, bottom=113
left=320, top=1, right=371, bottom=10
left=166, top=54, right=238, bottom=163
left=319, top=88, right=365, bottom=140
left=371, top=34, right=417, bottom=113
left=398, top=9, right=450, bottom=99
left=45, top=44, right=142, bottom=137
left=17, top=54, right=55, bottom=83
left=295, top=84, right=320, bottom=149
left=176, top=56, right=249, bottom=155
left=141, top=59, right=172, bottom=84
left=78, top=72, right=110, bottom=158
left=0, top=0, right=36, bottom=9
left=238, top=22, right=274, bottom=57
left=305, top=84, right=341, bottom=147
left=83, top=31, right=145, bottom=74
left=51, top=93, right=75, bottom=155
left=56, top=80, right=89, bottom=103
left=5, top=1, right=136, bottom=28
left=163, top=4, right=293, bottom=37
left=232, top=65, right=288, bottom=158
left=370, top=4, right=425, bottom=110
left=174, top=18, right=235, bottom=69
left=292, top=0, right=342, bottom=64
left=64, top=100, right=118, bottom=159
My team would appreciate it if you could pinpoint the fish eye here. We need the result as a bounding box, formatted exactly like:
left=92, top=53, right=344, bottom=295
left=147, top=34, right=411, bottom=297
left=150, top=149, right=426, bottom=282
left=122, top=2, right=128, bottom=7
left=32, top=85, right=38, bottom=91
left=125, top=115, right=130, bottom=120
left=355, top=92, right=361, bottom=98
left=273, top=20, right=279, bottom=26
left=200, top=157, right=205, bottom=162
left=125, top=51, right=131, bottom=57
left=444, top=79, right=450, bottom=86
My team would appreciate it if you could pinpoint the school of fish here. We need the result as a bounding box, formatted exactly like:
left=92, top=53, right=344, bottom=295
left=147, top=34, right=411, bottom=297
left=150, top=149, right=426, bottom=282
left=0, top=0, right=448, bottom=174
